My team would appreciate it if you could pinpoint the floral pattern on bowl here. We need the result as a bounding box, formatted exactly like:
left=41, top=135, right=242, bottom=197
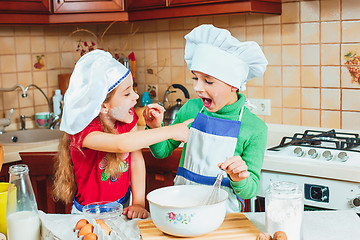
left=167, top=212, right=194, bottom=224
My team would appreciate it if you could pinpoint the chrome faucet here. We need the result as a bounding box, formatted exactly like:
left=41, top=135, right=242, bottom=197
left=20, top=115, right=32, bottom=130
left=0, top=83, right=59, bottom=130
left=24, top=84, right=57, bottom=129
left=0, top=84, right=25, bottom=133
left=0, top=84, right=27, bottom=97
left=0, top=108, right=14, bottom=134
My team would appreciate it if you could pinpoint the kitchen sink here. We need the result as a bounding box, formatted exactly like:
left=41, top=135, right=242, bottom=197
left=0, top=129, right=61, bottom=144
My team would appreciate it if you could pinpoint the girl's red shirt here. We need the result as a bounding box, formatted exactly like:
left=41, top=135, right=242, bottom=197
left=70, top=112, right=138, bottom=205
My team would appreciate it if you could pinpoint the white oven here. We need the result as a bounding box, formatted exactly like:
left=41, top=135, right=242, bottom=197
left=255, top=125, right=360, bottom=214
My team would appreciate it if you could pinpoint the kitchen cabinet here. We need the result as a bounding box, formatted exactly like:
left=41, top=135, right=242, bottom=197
left=0, top=0, right=280, bottom=24
left=0, top=153, right=72, bottom=214
left=53, top=0, right=124, bottom=13
left=18, top=152, right=72, bottom=214
left=127, top=0, right=281, bottom=21
left=0, top=0, right=128, bottom=24
left=0, top=0, right=50, bottom=13
left=126, top=0, right=166, bottom=11
left=142, top=148, right=182, bottom=210
left=8, top=149, right=183, bottom=213
left=0, top=161, right=21, bottom=182
left=169, top=0, right=280, bottom=7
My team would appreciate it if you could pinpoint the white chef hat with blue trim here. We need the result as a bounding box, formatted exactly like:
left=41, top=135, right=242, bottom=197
left=60, top=49, right=131, bottom=135
left=184, top=24, right=268, bottom=90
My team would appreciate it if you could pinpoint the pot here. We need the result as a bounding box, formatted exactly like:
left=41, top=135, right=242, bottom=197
left=163, top=84, right=190, bottom=126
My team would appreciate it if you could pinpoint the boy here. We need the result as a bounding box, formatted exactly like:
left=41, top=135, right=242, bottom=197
left=143, top=24, right=268, bottom=213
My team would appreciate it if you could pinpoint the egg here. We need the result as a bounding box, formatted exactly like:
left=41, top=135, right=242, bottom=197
left=256, top=232, right=272, bottom=240
left=273, top=231, right=287, bottom=240
left=78, top=223, right=94, bottom=237
left=95, top=219, right=111, bottom=235
left=74, top=219, right=89, bottom=231
left=84, top=233, right=98, bottom=240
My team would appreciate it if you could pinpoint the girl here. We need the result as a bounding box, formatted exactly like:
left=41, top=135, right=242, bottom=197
left=143, top=24, right=268, bottom=213
left=53, top=50, right=192, bottom=219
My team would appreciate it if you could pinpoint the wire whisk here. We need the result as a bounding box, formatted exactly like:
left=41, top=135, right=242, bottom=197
left=204, top=171, right=224, bottom=205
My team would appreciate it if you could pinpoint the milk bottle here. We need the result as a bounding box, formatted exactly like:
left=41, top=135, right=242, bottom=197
left=6, top=164, right=40, bottom=240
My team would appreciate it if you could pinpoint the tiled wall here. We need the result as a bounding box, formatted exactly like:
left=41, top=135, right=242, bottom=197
left=1, top=0, right=360, bottom=130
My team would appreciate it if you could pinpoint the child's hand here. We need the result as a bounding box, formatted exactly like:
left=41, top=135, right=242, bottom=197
left=218, top=156, right=250, bottom=182
left=143, top=103, right=164, bottom=128
left=169, top=119, right=194, bottom=143
left=123, top=204, right=148, bottom=219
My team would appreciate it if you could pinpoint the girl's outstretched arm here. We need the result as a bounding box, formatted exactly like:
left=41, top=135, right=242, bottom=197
left=82, top=119, right=193, bottom=153
left=123, top=148, right=148, bottom=219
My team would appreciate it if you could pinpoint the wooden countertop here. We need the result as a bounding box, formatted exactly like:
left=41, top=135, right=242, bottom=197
left=138, top=212, right=260, bottom=239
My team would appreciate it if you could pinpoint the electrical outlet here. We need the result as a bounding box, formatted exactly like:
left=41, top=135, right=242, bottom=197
left=247, top=98, right=271, bottom=116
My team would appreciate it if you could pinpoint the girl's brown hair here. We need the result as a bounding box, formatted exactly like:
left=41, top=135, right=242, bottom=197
left=53, top=89, right=126, bottom=204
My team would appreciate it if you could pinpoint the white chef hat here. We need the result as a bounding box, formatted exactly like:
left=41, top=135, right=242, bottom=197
left=60, top=49, right=131, bottom=135
left=184, top=24, right=268, bottom=90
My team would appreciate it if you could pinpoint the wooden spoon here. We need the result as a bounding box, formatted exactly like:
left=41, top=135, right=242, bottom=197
left=0, top=144, right=3, bottom=172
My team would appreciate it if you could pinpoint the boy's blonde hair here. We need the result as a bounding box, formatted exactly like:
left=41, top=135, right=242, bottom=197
left=53, top=89, right=127, bottom=204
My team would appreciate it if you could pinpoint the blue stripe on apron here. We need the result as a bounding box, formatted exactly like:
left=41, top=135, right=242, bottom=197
left=176, top=167, right=245, bottom=212
left=73, top=186, right=131, bottom=212
left=191, top=113, right=241, bottom=138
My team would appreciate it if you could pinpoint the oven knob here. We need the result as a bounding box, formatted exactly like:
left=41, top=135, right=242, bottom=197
left=294, top=147, right=304, bottom=157
left=349, top=197, right=360, bottom=208
left=337, top=152, right=349, bottom=162
left=322, top=150, right=333, bottom=161
left=308, top=149, right=318, bottom=159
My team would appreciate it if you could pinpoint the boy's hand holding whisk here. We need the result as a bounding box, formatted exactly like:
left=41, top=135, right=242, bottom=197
left=218, top=156, right=250, bottom=182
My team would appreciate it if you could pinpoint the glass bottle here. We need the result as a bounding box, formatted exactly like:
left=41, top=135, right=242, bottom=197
left=141, top=92, right=152, bottom=107
left=6, top=164, right=40, bottom=240
left=265, top=181, right=303, bottom=240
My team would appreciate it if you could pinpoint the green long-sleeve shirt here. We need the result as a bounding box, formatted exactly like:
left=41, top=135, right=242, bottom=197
left=149, top=93, right=268, bottom=199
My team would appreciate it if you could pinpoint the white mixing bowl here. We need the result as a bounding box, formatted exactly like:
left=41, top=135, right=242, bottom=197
left=147, top=185, right=228, bottom=237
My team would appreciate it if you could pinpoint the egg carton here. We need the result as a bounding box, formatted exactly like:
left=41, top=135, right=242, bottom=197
left=73, top=218, right=141, bottom=240
left=39, top=211, right=141, bottom=240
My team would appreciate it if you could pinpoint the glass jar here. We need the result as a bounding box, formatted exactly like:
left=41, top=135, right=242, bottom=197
left=265, top=181, right=303, bottom=240
left=6, top=164, right=40, bottom=240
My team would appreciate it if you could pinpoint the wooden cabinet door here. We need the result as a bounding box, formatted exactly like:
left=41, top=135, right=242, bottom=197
left=170, top=0, right=280, bottom=6
left=19, top=152, right=72, bottom=214
left=142, top=148, right=181, bottom=210
left=170, top=0, right=235, bottom=6
left=53, top=0, right=124, bottom=13
left=0, top=0, right=50, bottom=13
left=126, top=0, right=166, bottom=11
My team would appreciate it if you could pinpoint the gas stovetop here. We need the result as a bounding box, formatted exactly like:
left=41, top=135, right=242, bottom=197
left=267, top=129, right=360, bottom=162
left=263, top=129, right=360, bottom=182
left=268, top=129, right=360, bottom=152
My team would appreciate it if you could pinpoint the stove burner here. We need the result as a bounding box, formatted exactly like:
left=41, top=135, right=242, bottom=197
left=268, top=129, right=360, bottom=152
